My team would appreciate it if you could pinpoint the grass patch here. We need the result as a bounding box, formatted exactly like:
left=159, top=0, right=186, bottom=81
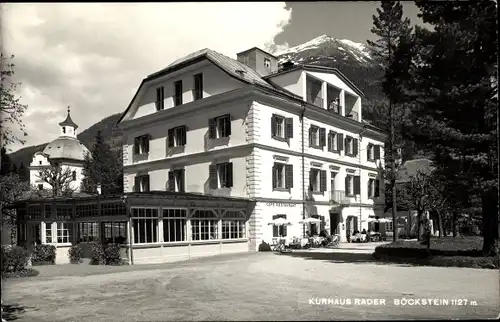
left=2, top=268, right=40, bottom=279
left=374, top=236, right=499, bottom=269
left=375, top=236, right=484, bottom=257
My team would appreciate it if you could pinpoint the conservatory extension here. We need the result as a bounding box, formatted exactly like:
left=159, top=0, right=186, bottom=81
left=11, top=191, right=252, bottom=264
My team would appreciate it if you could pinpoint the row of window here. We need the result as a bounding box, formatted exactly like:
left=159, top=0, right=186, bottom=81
left=134, top=114, right=231, bottom=154
left=132, top=208, right=246, bottom=243
left=136, top=162, right=380, bottom=198
left=155, top=73, right=203, bottom=111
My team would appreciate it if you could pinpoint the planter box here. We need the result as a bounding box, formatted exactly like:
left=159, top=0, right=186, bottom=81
left=31, top=261, right=55, bottom=266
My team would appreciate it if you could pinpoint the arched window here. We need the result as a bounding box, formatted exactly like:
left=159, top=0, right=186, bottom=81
left=62, top=126, right=66, bottom=134
left=72, top=171, right=77, bottom=181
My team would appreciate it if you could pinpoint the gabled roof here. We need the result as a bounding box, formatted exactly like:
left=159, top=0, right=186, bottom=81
left=264, top=64, right=365, bottom=98
left=148, top=48, right=273, bottom=89
left=117, top=48, right=365, bottom=125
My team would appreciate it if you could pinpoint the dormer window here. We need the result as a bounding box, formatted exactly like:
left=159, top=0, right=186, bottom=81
left=264, top=58, right=271, bottom=69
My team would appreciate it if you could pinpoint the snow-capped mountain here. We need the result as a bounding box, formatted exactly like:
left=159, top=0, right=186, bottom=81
left=276, top=34, right=377, bottom=68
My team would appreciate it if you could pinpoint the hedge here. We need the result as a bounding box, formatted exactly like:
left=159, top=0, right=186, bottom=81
left=31, top=245, right=57, bottom=265
left=68, top=245, right=83, bottom=263
left=2, top=268, right=40, bottom=279
left=1, top=245, right=30, bottom=273
left=258, top=241, right=272, bottom=252
left=89, top=242, right=123, bottom=265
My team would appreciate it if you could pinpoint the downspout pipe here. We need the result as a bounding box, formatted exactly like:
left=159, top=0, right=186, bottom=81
left=301, top=104, right=307, bottom=238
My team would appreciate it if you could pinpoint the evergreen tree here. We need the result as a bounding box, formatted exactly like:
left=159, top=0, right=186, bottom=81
left=17, top=161, right=28, bottom=181
left=0, top=147, right=13, bottom=175
left=367, top=0, right=413, bottom=241
left=81, top=131, right=123, bottom=195
left=409, top=0, right=498, bottom=254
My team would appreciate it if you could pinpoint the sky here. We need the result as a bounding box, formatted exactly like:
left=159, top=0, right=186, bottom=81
left=2, top=2, right=423, bottom=153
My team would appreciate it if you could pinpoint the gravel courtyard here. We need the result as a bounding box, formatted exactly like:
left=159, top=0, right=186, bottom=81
left=2, top=246, right=498, bottom=321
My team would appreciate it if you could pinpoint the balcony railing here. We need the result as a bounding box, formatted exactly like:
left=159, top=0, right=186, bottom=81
left=307, top=95, right=323, bottom=108
left=330, top=190, right=351, bottom=206
left=346, top=110, right=359, bottom=121
left=327, top=100, right=341, bottom=114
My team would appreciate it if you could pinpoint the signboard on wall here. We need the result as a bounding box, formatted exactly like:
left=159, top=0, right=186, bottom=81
left=266, top=202, right=296, bottom=207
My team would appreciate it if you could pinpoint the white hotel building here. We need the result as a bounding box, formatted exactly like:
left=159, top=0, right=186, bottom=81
left=117, top=46, right=386, bottom=254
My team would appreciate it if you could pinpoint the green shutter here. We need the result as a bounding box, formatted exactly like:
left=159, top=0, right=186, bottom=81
left=272, top=164, right=277, bottom=189
left=209, top=164, right=218, bottom=189
left=320, top=170, right=327, bottom=192
left=354, top=176, right=360, bottom=195
left=271, top=115, right=277, bottom=137
left=337, top=133, right=344, bottom=151
left=374, top=145, right=381, bottom=160
left=319, top=128, right=326, bottom=147
left=208, top=118, right=217, bottom=139
left=226, top=162, right=233, bottom=187
left=167, top=129, right=174, bottom=147
left=285, top=164, right=293, bottom=188
left=353, top=138, right=358, bottom=157
left=285, top=118, right=293, bottom=139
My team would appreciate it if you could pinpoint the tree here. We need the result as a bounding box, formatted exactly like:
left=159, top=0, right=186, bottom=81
left=0, top=173, right=30, bottom=227
left=397, top=169, right=433, bottom=240
left=37, top=164, right=76, bottom=197
left=0, top=147, right=13, bottom=175
left=367, top=1, right=413, bottom=242
left=17, top=161, right=28, bottom=182
left=0, top=54, right=28, bottom=148
left=81, top=131, right=123, bottom=195
left=409, top=1, right=498, bottom=255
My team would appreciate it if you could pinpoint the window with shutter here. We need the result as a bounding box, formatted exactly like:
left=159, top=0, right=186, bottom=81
left=319, top=128, right=326, bottom=147
left=168, top=171, right=175, bottom=192
left=208, top=118, right=217, bottom=139
left=345, top=176, right=351, bottom=195
left=309, top=126, right=319, bottom=147
left=285, top=164, right=293, bottom=189
left=156, top=86, right=164, bottom=111
left=309, top=169, right=320, bottom=192
left=273, top=163, right=285, bottom=189
left=174, top=81, right=183, bottom=106
left=354, top=176, right=360, bottom=195
left=374, top=145, right=381, bottom=160
left=272, top=164, right=277, bottom=189
left=209, top=165, right=218, bottom=189
left=337, top=133, right=344, bottom=151
left=353, top=139, right=358, bottom=157
left=285, top=118, right=293, bottom=139
left=374, top=179, right=380, bottom=197
left=167, top=129, right=174, bottom=148
left=367, top=144, right=373, bottom=161
left=368, top=179, right=374, bottom=198
left=134, top=138, right=140, bottom=154
left=193, top=73, right=203, bottom=100
left=271, top=115, right=286, bottom=140
left=320, top=170, right=327, bottom=192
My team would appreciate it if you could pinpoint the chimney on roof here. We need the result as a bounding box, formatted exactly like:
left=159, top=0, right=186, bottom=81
left=236, top=47, right=277, bottom=77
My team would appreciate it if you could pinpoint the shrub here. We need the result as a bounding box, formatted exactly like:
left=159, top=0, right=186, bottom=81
left=2, top=268, right=40, bottom=279
left=104, top=244, right=123, bottom=265
left=89, top=242, right=105, bottom=265
left=31, top=245, right=56, bottom=264
left=1, top=245, right=30, bottom=273
left=68, top=245, right=83, bottom=263
left=258, top=241, right=272, bottom=252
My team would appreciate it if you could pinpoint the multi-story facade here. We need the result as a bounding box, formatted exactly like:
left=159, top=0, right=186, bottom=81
left=118, top=47, right=386, bottom=252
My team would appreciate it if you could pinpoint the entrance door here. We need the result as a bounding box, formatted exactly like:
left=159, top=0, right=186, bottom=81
left=329, top=212, right=341, bottom=235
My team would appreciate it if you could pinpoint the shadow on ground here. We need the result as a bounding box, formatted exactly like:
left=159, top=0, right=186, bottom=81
left=2, top=303, right=34, bottom=321
left=276, top=250, right=378, bottom=264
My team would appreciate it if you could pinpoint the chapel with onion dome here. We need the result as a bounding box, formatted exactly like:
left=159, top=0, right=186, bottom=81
left=29, top=107, right=91, bottom=192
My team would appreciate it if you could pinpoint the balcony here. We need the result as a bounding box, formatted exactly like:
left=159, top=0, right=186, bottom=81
left=307, top=95, right=323, bottom=108
left=346, top=111, right=358, bottom=121
left=327, top=100, right=341, bottom=115
left=330, top=190, right=350, bottom=206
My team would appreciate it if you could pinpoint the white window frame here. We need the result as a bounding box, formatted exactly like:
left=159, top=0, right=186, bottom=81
left=173, top=127, right=184, bottom=147
left=368, top=178, right=376, bottom=198
left=191, top=210, right=219, bottom=241
left=131, top=207, right=159, bottom=244
left=329, top=132, right=338, bottom=151
left=162, top=208, right=188, bottom=243
left=216, top=115, right=230, bottom=138
left=346, top=175, right=354, bottom=196
left=310, top=126, right=319, bottom=146
left=264, top=58, right=271, bottom=69
left=330, top=171, right=337, bottom=191
left=275, top=117, right=284, bottom=138
left=136, top=135, right=149, bottom=154
left=274, top=162, right=286, bottom=189
left=345, top=137, right=353, bottom=155
left=217, top=163, right=231, bottom=188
